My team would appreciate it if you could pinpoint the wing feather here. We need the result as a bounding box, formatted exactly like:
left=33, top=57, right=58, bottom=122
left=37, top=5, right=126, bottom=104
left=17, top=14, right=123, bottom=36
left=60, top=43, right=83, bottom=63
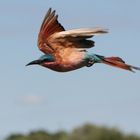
left=53, top=28, right=108, bottom=39
left=49, top=28, right=108, bottom=49
left=38, top=8, right=65, bottom=54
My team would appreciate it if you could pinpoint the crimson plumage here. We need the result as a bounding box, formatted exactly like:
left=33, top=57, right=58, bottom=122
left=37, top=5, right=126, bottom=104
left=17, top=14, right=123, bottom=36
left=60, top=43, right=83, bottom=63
left=26, top=8, right=140, bottom=72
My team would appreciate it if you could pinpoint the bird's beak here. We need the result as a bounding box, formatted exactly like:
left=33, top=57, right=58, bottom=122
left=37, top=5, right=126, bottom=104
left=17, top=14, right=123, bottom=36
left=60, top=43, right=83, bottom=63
left=26, top=60, right=41, bottom=66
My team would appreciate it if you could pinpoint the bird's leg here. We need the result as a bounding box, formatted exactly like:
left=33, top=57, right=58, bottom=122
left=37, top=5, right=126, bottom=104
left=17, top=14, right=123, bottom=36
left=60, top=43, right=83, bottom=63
left=86, top=58, right=94, bottom=67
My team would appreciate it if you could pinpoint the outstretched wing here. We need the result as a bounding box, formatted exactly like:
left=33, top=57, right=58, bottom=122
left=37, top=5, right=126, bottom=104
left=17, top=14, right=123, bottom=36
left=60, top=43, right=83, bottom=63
left=38, top=8, right=108, bottom=54
left=49, top=28, right=108, bottom=49
left=38, top=8, right=65, bottom=54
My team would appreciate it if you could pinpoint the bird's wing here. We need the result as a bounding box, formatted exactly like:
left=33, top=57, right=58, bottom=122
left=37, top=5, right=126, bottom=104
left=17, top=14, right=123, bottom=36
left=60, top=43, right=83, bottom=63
left=54, top=28, right=108, bottom=38
left=38, top=8, right=65, bottom=54
left=49, top=28, right=108, bottom=49
left=38, top=8, right=108, bottom=53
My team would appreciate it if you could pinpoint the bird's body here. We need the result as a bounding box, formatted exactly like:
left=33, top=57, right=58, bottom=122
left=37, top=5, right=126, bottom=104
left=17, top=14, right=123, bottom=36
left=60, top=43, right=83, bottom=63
left=26, top=8, right=140, bottom=72
left=41, top=48, right=86, bottom=72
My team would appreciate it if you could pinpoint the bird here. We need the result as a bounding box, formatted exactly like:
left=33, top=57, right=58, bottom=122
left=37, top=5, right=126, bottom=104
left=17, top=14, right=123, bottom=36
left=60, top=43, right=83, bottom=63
left=26, top=8, right=140, bottom=72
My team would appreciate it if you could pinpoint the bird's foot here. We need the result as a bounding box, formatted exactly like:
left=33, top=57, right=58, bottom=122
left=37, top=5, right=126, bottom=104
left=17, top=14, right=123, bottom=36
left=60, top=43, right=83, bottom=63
left=86, top=59, right=94, bottom=67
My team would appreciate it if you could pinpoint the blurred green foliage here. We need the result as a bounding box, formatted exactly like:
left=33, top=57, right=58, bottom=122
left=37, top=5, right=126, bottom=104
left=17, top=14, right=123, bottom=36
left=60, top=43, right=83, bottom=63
left=5, top=124, right=140, bottom=140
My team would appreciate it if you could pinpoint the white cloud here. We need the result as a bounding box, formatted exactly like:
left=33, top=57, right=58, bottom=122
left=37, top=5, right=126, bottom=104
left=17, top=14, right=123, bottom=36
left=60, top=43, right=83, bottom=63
left=22, top=95, right=44, bottom=105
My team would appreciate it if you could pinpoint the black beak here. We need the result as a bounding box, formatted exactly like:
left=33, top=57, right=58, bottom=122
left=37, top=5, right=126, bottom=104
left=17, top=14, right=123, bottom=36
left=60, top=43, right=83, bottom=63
left=26, top=60, right=41, bottom=66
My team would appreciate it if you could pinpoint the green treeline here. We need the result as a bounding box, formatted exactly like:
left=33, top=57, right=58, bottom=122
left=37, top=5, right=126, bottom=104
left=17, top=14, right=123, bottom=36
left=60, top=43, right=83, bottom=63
left=6, top=124, right=140, bottom=140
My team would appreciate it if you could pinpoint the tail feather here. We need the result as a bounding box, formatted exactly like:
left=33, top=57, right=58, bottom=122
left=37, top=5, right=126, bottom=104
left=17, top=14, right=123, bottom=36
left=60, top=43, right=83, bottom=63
left=96, top=55, right=140, bottom=72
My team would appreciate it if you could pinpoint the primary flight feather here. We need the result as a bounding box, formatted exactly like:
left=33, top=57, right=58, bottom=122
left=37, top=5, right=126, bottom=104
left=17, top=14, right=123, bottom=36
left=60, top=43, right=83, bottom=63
left=26, top=8, right=140, bottom=72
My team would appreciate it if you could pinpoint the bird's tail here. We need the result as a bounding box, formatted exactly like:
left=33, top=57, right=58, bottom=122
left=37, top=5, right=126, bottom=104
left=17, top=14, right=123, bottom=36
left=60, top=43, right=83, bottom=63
left=95, top=55, right=140, bottom=72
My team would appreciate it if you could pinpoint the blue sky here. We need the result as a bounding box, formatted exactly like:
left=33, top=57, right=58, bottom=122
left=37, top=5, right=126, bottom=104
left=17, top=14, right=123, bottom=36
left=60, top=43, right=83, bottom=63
left=0, top=0, right=140, bottom=139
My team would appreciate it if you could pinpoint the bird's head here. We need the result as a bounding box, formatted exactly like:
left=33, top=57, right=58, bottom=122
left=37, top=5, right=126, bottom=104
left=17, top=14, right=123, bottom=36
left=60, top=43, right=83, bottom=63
left=26, top=54, right=55, bottom=66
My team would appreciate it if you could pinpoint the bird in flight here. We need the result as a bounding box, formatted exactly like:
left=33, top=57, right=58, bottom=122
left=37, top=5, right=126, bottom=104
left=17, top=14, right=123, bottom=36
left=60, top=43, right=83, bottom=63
left=26, top=8, right=140, bottom=72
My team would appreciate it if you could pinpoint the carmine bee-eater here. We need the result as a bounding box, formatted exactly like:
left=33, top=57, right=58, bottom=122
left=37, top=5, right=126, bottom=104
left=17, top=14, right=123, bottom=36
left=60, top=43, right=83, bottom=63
left=26, top=8, right=140, bottom=72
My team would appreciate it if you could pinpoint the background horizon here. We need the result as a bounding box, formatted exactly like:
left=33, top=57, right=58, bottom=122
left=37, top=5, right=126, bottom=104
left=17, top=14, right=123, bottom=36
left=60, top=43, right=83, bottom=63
left=0, top=0, right=140, bottom=139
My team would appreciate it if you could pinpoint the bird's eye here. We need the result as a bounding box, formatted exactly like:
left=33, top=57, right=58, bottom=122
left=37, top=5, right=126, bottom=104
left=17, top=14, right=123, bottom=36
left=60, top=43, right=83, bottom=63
left=43, top=58, right=48, bottom=62
left=42, top=58, right=53, bottom=62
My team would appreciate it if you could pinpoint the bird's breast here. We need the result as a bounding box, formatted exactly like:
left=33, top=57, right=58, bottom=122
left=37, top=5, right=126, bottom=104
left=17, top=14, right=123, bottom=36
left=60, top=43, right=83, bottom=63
left=43, top=48, right=86, bottom=72
left=59, top=48, right=85, bottom=66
